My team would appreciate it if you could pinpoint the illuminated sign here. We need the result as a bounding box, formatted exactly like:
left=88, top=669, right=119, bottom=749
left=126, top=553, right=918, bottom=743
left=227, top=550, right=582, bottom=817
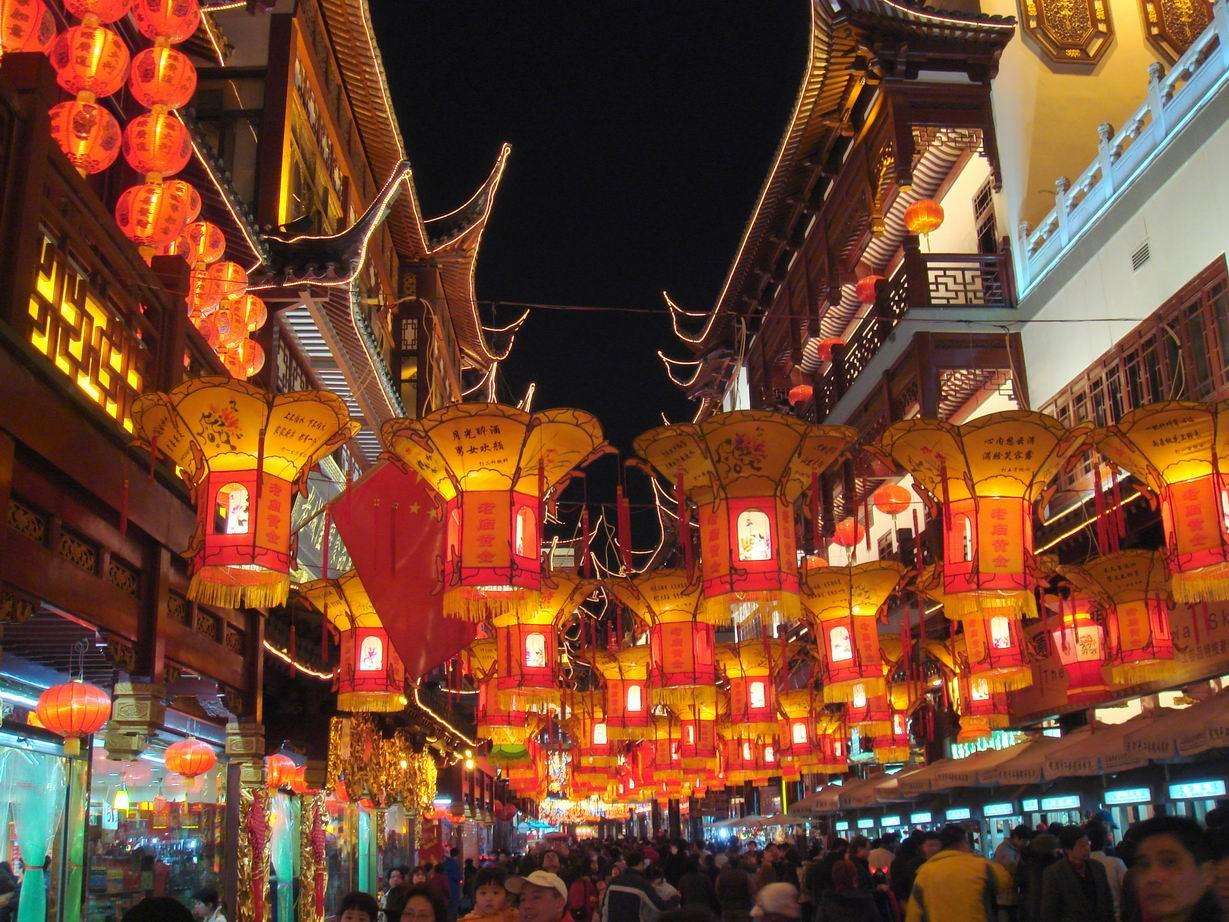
left=835, top=820, right=850, bottom=832
left=1041, top=795, right=1081, bottom=811
left=1021, top=798, right=1039, bottom=812
left=910, top=811, right=932, bottom=824
left=983, top=802, right=1015, bottom=817
left=1169, top=780, right=1227, bottom=800
left=857, top=818, right=874, bottom=829
left=881, top=815, right=901, bottom=827
left=946, top=807, right=971, bottom=820
left=1104, top=787, right=1151, bottom=805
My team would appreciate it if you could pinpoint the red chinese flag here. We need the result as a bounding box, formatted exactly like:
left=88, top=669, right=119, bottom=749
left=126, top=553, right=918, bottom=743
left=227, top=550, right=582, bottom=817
left=329, top=462, right=476, bottom=681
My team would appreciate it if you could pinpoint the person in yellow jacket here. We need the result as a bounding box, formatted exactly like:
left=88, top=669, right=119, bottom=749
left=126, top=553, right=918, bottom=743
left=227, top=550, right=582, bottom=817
left=906, top=825, right=1014, bottom=922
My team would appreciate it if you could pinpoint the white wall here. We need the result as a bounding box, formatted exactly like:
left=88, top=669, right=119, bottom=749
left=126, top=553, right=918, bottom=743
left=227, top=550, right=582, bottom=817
left=927, top=156, right=993, bottom=255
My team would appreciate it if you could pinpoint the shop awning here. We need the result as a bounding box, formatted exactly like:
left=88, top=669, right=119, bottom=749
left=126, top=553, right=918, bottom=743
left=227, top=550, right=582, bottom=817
left=1124, top=692, right=1229, bottom=760
left=1043, top=712, right=1160, bottom=777
left=976, top=735, right=1082, bottom=786
left=931, top=742, right=1030, bottom=790
left=791, top=786, right=835, bottom=817
left=875, top=765, right=931, bottom=803
left=897, top=758, right=952, bottom=798
left=842, top=774, right=897, bottom=809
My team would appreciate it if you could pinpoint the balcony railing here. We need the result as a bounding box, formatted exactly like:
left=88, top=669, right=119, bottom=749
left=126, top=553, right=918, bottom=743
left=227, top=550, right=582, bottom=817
left=815, top=248, right=1014, bottom=418
left=1017, top=0, right=1229, bottom=296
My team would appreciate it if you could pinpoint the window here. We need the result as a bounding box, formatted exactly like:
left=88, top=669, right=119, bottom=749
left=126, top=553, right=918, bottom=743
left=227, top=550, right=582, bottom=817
left=736, top=509, right=773, bottom=561
left=852, top=684, right=868, bottom=708
left=829, top=625, right=854, bottom=663
left=792, top=722, right=808, bottom=745
left=358, top=635, right=383, bottom=671
left=524, top=633, right=546, bottom=668
left=990, top=616, right=1013, bottom=649
left=973, top=177, right=998, bottom=255
left=515, top=506, right=536, bottom=557
left=626, top=684, right=643, bottom=713
left=214, top=483, right=249, bottom=535
left=749, top=681, right=767, bottom=709
left=741, top=741, right=752, bottom=761
left=592, top=723, right=607, bottom=746
left=956, top=514, right=974, bottom=561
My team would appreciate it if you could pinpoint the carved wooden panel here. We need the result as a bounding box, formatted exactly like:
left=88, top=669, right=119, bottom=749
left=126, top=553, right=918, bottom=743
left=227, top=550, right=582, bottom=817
left=1140, top=0, right=1213, bottom=62
left=1019, top=0, right=1113, bottom=64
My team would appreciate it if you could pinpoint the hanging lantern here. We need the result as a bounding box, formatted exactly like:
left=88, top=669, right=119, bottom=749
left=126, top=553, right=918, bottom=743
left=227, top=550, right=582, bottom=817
left=566, top=690, right=614, bottom=768
left=218, top=338, right=265, bottom=380
left=49, top=23, right=130, bottom=98
left=801, top=559, right=904, bottom=702
left=48, top=99, right=121, bottom=174
left=198, top=299, right=262, bottom=352
left=648, top=716, right=686, bottom=784
left=1047, top=597, right=1109, bottom=705
left=189, top=260, right=249, bottom=316
left=904, top=199, right=944, bottom=235
left=1, top=0, right=56, bottom=53
left=926, top=637, right=1010, bottom=743
left=845, top=681, right=891, bottom=735
left=131, top=377, right=356, bottom=607
left=777, top=688, right=827, bottom=775
left=881, top=411, right=1089, bottom=620
left=722, top=731, right=779, bottom=786
left=855, top=275, right=883, bottom=305
left=1057, top=550, right=1174, bottom=686
left=674, top=688, right=723, bottom=772
left=816, top=338, right=845, bottom=363
left=635, top=411, right=856, bottom=626
left=264, top=753, right=295, bottom=790
left=165, top=738, right=217, bottom=778
left=383, top=403, right=604, bottom=621
left=115, top=179, right=200, bottom=251
left=872, top=680, right=919, bottom=764
left=63, top=0, right=131, bottom=21
left=122, top=108, right=192, bottom=178
left=788, top=384, right=814, bottom=408
left=130, top=0, right=200, bottom=43
left=872, top=483, right=912, bottom=517
left=1092, top=401, right=1229, bottom=603
left=128, top=44, right=196, bottom=109
left=832, top=517, right=865, bottom=549
left=35, top=680, right=111, bottom=754
left=172, top=220, right=226, bottom=267
left=816, top=716, right=850, bottom=773
left=718, top=640, right=790, bottom=739
left=467, top=638, right=532, bottom=747
left=221, top=293, right=268, bottom=335
left=301, top=570, right=407, bottom=713
left=594, top=646, right=651, bottom=740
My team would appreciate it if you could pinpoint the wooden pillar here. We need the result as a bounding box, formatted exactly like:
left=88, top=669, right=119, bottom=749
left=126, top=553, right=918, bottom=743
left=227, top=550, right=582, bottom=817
left=255, top=13, right=294, bottom=230
left=916, top=333, right=940, bottom=418
left=149, top=255, right=190, bottom=391
left=244, top=608, right=265, bottom=723
left=1007, top=331, right=1031, bottom=409
left=134, top=546, right=169, bottom=682
left=667, top=798, right=681, bottom=839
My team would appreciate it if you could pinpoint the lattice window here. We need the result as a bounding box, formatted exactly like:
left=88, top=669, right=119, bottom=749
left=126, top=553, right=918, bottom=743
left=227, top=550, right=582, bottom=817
left=57, top=527, right=98, bottom=572
left=194, top=610, right=221, bottom=642
left=167, top=592, right=191, bottom=626
left=7, top=498, right=48, bottom=544
left=107, top=557, right=140, bottom=597
left=27, top=231, right=148, bottom=431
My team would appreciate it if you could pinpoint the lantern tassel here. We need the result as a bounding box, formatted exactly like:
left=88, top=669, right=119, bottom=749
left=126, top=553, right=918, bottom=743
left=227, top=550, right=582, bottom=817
left=321, top=507, right=331, bottom=580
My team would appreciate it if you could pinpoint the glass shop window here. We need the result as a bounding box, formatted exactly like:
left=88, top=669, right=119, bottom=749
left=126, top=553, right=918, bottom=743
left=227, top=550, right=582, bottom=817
left=514, top=507, right=536, bottom=557
left=358, top=635, right=384, bottom=671
left=626, top=684, right=643, bottom=713
left=749, top=681, right=767, bottom=709
left=523, top=633, right=546, bottom=668
left=213, top=483, right=249, bottom=535
left=736, top=509, right=773, bottom=561
left=829, top=625, right=854, bottom=663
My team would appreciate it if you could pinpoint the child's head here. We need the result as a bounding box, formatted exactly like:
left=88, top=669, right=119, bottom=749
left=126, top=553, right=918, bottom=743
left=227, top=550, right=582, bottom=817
left=473, top=868, right=510, bottom=914
left=338, top=891, right=379, bottom=922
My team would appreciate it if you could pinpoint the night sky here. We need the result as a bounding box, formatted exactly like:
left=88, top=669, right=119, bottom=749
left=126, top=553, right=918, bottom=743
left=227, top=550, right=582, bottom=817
left=371, top=2, right=807, bottom=453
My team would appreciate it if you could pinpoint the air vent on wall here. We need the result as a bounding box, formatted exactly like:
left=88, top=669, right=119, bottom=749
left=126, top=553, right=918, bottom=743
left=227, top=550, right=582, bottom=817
left=1131, top=240, right=1151, bottom=271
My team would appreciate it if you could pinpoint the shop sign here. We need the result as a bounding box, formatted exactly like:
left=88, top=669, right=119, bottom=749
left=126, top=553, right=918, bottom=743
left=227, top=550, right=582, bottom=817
left=881, top=815, right=901, bottom=827
left=910, top=811, right=932, bottom=824
left=949, top=730, right=1025, bottom=760
left=835, top=820, right=850, bottom=831
left=983, top=802, right=1015, bottom=817
left=1022, top=798, right=1039, bottom=812
left=1104, top=787, right=1152, bottom=805
left=857, top=818, right=875, bottom=829
left=946, top=807, right=971, bottom=820
left=1168, top=779, right=1226, bottom=799
left=1041, top=795, right=1081, bottom=810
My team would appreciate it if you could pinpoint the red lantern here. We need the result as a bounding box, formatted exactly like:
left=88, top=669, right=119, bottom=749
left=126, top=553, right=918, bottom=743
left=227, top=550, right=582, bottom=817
left=115, top=179, right=200, bottom=251
left=48, top=99, right=121, bottom=174
left=788, top=384, right=813, bottom=407
left=720, top=641, right=785, bottom=738
left=129, top=45, right=197, bottom=109
left=49, top=24, right=130, bottom=99
left=226, top=293, right=268, bottom=334
left=173, top=221, right=226, bottom=267
left=595, top=647, right=651, bottom=740
left=63, top=0, right=131, bottom=22
left=816, top=337, right=844, bottom=362
left=130, top=0, right=200, bottom=43
left=904, top=199, right=944, bottom=235
left=1, top=0, right=55, bottom=53
left=872, top=483, right=912, bottom=518
left=845, top=683, right=891, bottom=735
left=218, top=338, right=265, bottom=380
left=833, top=517, right=865, bottom=549
left=203, top=294, right=267, bottom=347
left=122, top=108, right=192, bottom=177
left=35, top=680, right=111, bottom=753
left=962, top=611, right=1030, bottom=691
left=956, top=674, right=1010, bottom=742
left=855, top=275, right=882, bottom=305
left=188, top=260, right=248, bottom=314
left=1048, top=598, right=1108, bottom=705
left=165, top=737, right=217, bottom=778
left=264, top=753, right=295, bottom=790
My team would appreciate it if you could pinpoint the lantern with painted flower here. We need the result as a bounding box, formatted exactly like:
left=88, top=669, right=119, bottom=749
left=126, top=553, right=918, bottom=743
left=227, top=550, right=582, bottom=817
left=635, top=411, right=857, bottom=626
left=131, top=377, right=357, bottom=608
left=1057, top=550, right=1174, bottom=686
left=1092, top=401, right=1229, bottom=603
left=300, top=570, right=407, bottom=713
left=383, top=404, right=605, bottom=622
left=594, top=646, right=651, bottom=741
left=801, top=559, right=906, bottom=703
left=718, top=639, right=791, bottom=739
left=880, top=411, right=1089, bottom=621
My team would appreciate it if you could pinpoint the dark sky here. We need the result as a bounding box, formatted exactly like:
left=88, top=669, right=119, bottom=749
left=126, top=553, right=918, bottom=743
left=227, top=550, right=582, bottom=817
left=371, top=1, right=807, bottom=454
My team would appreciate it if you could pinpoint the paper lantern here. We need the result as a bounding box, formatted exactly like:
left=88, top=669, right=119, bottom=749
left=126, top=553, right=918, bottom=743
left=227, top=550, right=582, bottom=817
left=63, top=0, right=131, bottom=22
left=594, top=646, right=650, bottom=740
left=722, top=733, right=779, bottom=785
left=801, top=559, right=904, bottom=703
left=816, top=721, right=849, bottom=773
left=130, top=0, right=200, bottom=43
left=565, top=690, right=614, bottom=768
left=223, top=294, right=268, bottom=334
left=816, top=337, right=845, bottom=363
left=788, top=384, right=813, bottom=407
left=674, top=689, right=722, bottom=772
left=873, top=681, right=919, bottom=764
left=36, top=680, right=110, bottom=753
left=218, top=338, right=265, bottom=380
left=2, top=0, right=55, bottom=53
left=383, top=403, right=604, bottom=621
left=832, top=517, right=865, bottom=549
left=904, top=199, right=944, bottom=235
left=49, top=24, right=130, bottom=98
left=189, top=260, right=248, bottom=314
left=845, top=682, right=891, bottom=735
left=301, top=570, right=407, bottom=712
left=855, top=275, right=883, bottom=305
left=1047, top=598, right=1108, bottom=705
left=492, top=571, right=591, bottom=711
left=718, top=640, right=790, bottom=738
left=48, top=99, right=121, bottom=174
left=172, top=220, right=225, bottom=267
left=199, top=297, right=262, bottom=352
left=264, top=753, right=295, bottom=790
left=872, top=483, right=912, bottom=517
left=777, top=688, right=825, bottom=769
left=635, top=410, right=856, bottom=626
left=131, top=377, right=357, bottom=607
left=881, top=411, right=1089, bottom=620
left=122, top=108, right=192, bottom=177
left=1092, top=401, right=1229, bottom=603
left=165, top=738, right=217, bottom=778
left=115, top=179, right=200, bottom=251
left=1058, top=550, right=1173, bottom=686
left=128, top=44, right=196, bottom=109
left=467, top=639, right=532, bottom=747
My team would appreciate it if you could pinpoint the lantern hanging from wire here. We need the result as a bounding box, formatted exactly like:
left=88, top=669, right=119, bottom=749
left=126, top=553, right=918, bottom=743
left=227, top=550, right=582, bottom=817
left=128, top=44, right=196, bottom=108
left=594, top=645, right=651, bottom=741
left=300, top=570, right=407, bottom=713
left=1037, top=553, right=1109, bottom=705
left=48, top=99, right=121, bottom=174
left=565, top=690, right=614, bottom=769
left=635, top=410, right=857, bottom=627
left=131, top=377, right=357, bottom=607
left=165, top=737, right=217, bottom=778
left=122, top=108, right=192, bottom=178
left=801, top=558, right=906, bottom=703
left=722, top=730, right=779, bottom=786
left=1092, top=401, right=1229, bottom=603
left=832, top=517, right=866, bottom=551
left=904, top=199, right=944, bottom=236
left=718, top=639, right=792, bottom=739
left=872, top=483, right=913, bottom=518
left=217, top=338, right=265, bottom=380
left=845, top=679, right=892, bottom=736
left=130, top=0, right=200, bottom=43
left=383, top=403, right=605, bottom=622
left=49, top=22, right=130, bottom=98
left=35, top=679, right=111, bottom=754
left=927, top=638, right=1010, bottom=743
left=777, top=688, right=828, bottom=777
left=855, top=275, right=883, bottom=305
left=880, top=410, right=1090, bottom=621
left=115, top=179, right=201, bottom=252
left=1057, top=549, right=1174, bottom=686
left=2, top=0, right=56, bottom=53
left=466, top=637, right=533, bottom=747
left=872, top=680, right=918, bottom=765
left=673, top=686, right=725, bottom=772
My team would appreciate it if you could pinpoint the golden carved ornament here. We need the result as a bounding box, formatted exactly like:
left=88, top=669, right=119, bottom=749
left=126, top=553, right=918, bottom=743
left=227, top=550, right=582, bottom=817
left=1019, top=0, right=1113, bottom=65
left=1140, top=0, right=1213, bottom=62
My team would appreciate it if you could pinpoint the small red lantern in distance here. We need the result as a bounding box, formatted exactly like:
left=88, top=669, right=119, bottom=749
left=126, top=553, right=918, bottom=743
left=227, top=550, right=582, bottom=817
left=816, top=338, right=844, bottom=363
left=872, top=483, right=912, bottom=518
left=904, top=199, right=944, bottom=236
left=833, top=517, right=865, bottom=549
left=36, top=680, right=111, bottom=753
left=855, top=275, right=882, bottom=305
left=165, top=737, right=217, bottom=778
left=264, top=753, right=295, bottom=790
left=788, top=384, right=813, bottom=407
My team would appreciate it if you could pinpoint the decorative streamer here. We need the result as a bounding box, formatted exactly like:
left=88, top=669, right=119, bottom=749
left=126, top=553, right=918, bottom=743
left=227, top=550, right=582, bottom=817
left=616, top=485, right=632, bottom=572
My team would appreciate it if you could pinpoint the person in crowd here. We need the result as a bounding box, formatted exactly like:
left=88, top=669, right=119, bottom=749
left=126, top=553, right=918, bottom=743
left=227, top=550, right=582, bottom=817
left=658, top=910, right=718, bottom=922
left=815, top=858, right=884, bottom=922
left=463, top=868, right=516, bottom=922
left=122, top=897, right=196, bottom=922
left=1128, top=815, right=1219, bottom=922
left=905, top=824, right=1013, bottom=922
left=191, top=886, right=226, bottom=922
left=337, top=893, right=383, bottom=922
left=1039, top=825, right=1114, bottom=922
left=428, top=862, right=454, bottom=914
left=650, top=862, right=683, bottom=909
left=443, top=848, right=465, bottom=914
left=382, top=868, right=407, bottom=921
left=750, top=881, right=801, bottom=921
left=889, top=832, right=938, bottom=909
left=868, top=835, right=898, bottom=876
left=1210, top=825, right=1229, bottom=917
left=567, top=859, right=600, bottom=922
left=413, top=866, right=430, bottom=886
left=509, top=870, right=572, bottom=922
left=678, top=857, right=720, bottom=914
left=1086, top=821, right=1126, bottom=920
left=755, top=845, right=784, bottom=892
left=603, top=847, right=671, bottom=920
left=993, top=827, right=1030, bottom=922
left=806, top=838, right=849, bottom=904
left=1017, top=830, right=1060, bottom=922
left=400, top=886, right=449, bottom=922
left=0, top=863, right=17, bottom=922
left=716, top=850, right=756, bottom=922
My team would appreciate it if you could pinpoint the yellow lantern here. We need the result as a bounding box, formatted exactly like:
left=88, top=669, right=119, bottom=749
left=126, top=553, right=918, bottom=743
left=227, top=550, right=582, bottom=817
left=300, top=571, right=406, bottom=713
left=566, top=690, right=615, bottom=768
left=466, top=637, right=534, bottom=747
left=926, top=637, right=1011, bottom=743
left=873, top=681, right=919, bottom=764
left=594, top=646, right=651, bottom=740
left=1092, top=401, right=1229, bottom=603
left=671, top=686, right=725, bottom=772
left=880, top=410, right=1089, bottom=620
left=382, top=403, right=605, bottom=621
left=131, top=377, right=356, bottom=608
left=1057, top=550, right=1174, bottom=687
left=800, top=559, right=907, bottom=703
left=778, top=688, right=844, bottom=777
left=722, top=728, right=780, bottom=785
left=635, top=411, right=856, bottom=626
left=718, top=639, right=792, bottom=739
